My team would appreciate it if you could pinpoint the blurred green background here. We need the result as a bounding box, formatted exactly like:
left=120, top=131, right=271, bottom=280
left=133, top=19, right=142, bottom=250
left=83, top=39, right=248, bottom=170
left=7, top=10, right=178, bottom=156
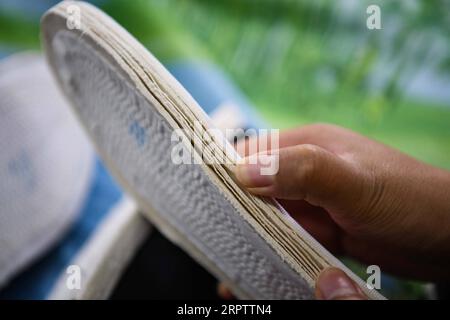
left=1, top=0, right=450, bottom=299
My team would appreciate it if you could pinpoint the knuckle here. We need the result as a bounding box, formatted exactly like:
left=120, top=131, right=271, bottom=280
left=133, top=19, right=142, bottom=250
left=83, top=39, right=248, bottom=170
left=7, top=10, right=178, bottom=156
left=274, top=144, right=328, bottom=199
left=294, top=144, right=324, bottom=184
left=360, top=168, right=390, bottom=227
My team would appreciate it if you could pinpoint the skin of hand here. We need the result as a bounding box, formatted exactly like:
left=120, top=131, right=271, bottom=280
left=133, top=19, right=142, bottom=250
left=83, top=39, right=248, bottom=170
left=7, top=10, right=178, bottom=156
left=227, top=123, right=450, bottom=299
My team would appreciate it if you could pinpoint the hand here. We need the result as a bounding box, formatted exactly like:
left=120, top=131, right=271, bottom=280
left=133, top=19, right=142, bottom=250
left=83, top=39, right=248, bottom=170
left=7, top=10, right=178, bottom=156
left=233, top=123, right=450, bottom=281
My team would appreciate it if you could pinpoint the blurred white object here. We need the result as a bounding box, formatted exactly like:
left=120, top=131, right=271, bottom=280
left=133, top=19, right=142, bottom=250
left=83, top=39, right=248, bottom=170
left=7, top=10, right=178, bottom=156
left=0, top=53, right=94, bottom=287
left=49, top=197, right=149, bottom=300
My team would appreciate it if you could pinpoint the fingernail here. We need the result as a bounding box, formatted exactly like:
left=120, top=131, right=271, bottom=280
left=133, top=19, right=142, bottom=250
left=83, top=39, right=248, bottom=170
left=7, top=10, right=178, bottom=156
left=316, top=268, right=365, bottom=300
left=234, top=156, right=275, bottom=188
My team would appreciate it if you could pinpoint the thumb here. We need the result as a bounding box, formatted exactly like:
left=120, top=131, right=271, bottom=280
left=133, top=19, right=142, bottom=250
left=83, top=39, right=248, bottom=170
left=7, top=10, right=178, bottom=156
left=233, top=144, right=367, bottom=211
left=315, top=267, right=367, bottom=300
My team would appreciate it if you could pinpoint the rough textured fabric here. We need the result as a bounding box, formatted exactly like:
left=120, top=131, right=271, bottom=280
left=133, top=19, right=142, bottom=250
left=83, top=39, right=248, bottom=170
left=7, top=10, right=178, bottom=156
left=49, top=30, right=313, bottom=299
